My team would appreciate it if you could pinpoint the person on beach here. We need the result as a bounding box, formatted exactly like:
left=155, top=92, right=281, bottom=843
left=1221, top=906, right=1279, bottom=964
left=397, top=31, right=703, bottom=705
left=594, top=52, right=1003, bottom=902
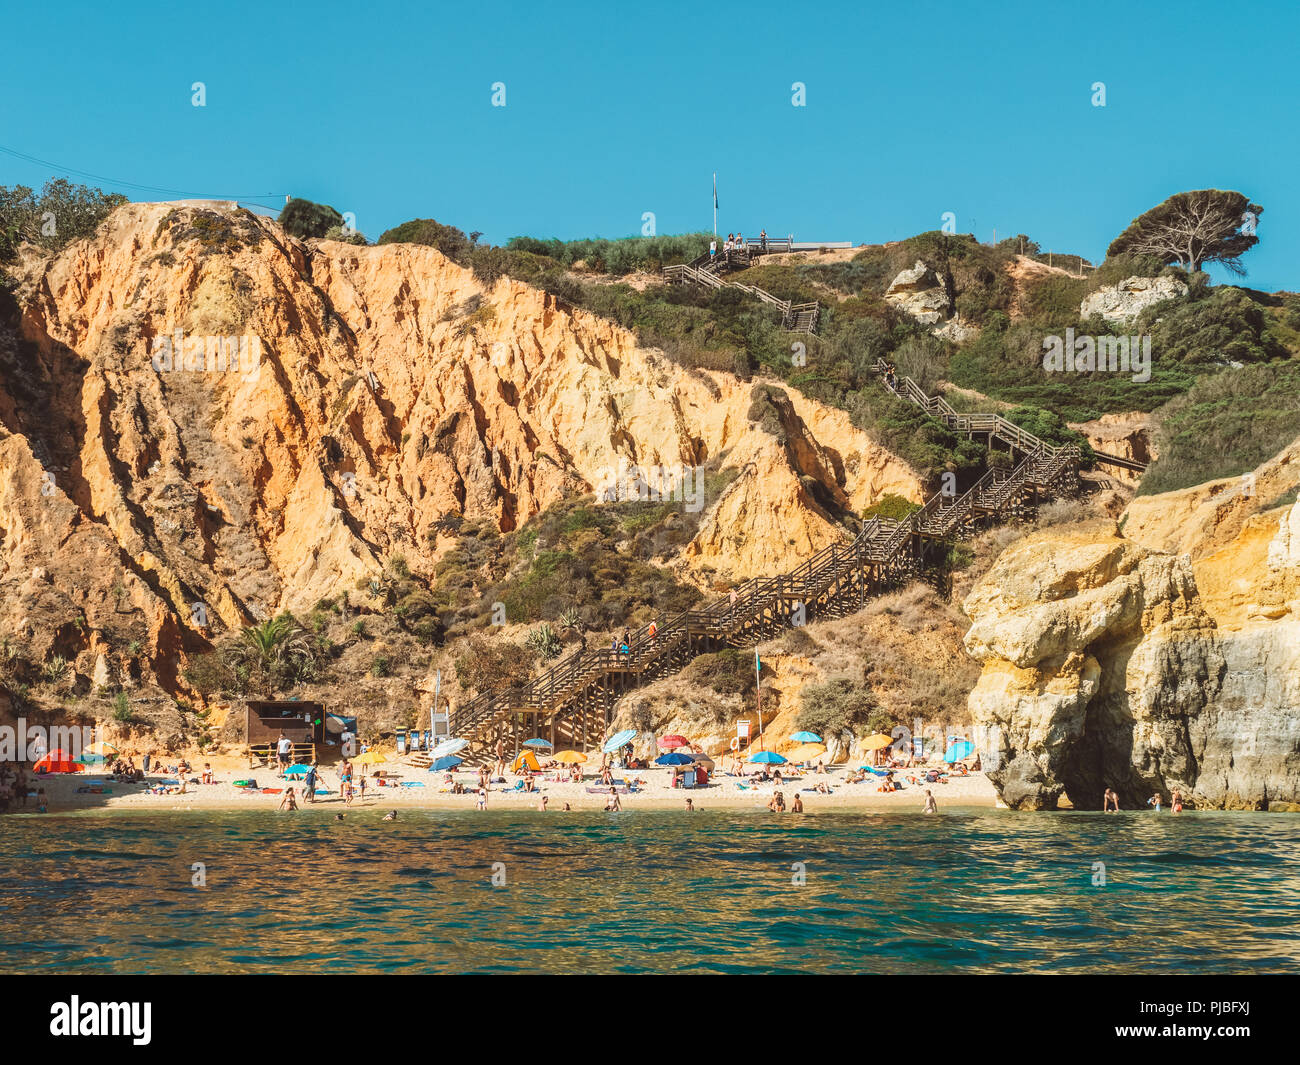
left=1103, top=787, right=1119, bottom=812
left=303, top=762, right=318, bottom=803
left=709, top=238, right=716, bottom=263
left=605, top=787, right=621, bottom=811
left=791, top=794, right=804, bottom=813
left=201, top=762, right=213, bottom=785
left=923, top=790, right=938, bottom=814
left=562, top=802, right=572, bottom=811
left=494, top=738, right=506, bottom=778
left=143, top=749, right=152, bottom=775
left=358, top=774, right=367, bottom=802
left=538, top=795, right=549, bottom=811
left=760, top=228, right=768, bottom=252
left=476, top=787, right=487, bottom=810
left=276, top=732, right=292, bottom=776
left=279, top=786, right=298, bottom=811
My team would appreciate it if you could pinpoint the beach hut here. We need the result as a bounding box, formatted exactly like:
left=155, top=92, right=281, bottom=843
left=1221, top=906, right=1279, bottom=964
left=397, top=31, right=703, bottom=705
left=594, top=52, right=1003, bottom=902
left=245, top=699, right=325, bottom=767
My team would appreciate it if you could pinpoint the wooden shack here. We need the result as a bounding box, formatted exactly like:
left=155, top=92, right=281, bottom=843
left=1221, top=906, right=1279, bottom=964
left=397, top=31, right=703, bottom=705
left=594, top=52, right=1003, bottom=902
left=245, top=699, right=325, bottom=766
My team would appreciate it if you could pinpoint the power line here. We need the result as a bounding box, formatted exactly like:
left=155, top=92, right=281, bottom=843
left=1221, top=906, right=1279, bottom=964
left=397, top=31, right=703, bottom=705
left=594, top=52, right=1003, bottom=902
left=0, top=143, right=285, bottom=202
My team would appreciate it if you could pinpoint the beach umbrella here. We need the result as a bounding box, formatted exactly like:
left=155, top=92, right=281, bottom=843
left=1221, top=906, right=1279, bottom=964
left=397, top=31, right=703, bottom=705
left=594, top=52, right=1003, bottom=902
left=786, top=742, right=827, bottom=763
left=86, top=741, right=119, bottom=756
left=657, top=735, right=689, bottom=749
left=945, top=739, right=975, bottom=762
left=602, top=729, right=637, bottom=753
left=512, top=751, right=541, bottom=773
left=34, top=750, right=84, bottom=774
left=746, top=750, right=787, bottom=765
left=554, top=751, right=588, bottom=764
left=353, top=751, right=388, bottom=765
left=429, top=738, right=468, bottom=759
left=655, top=752, right=692, bottom=766
left=284, top=764, right=311, bottom=777
left=789, top=731, right=822, bottom=743
left=861, top=733, right=893, bottom=751
left=522, top=738, right=553, bottom=749
left=686, top=752, right=715, bottom=770
left=430, top=755, right=463, bottom=771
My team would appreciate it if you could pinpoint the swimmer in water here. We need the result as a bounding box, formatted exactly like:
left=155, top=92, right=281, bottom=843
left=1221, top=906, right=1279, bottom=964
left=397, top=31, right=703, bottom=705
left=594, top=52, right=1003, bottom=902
left=1171, top=789, right=1183, bottom=814
left=791, top=794, right=804, bottom=813
left=383, top=810, right=398, bottom=821
left=923, top=789, right=937, bottom=814
left=1103, top=787, right=1120, bottom=812
left=279, top=786, right=298, bottom=811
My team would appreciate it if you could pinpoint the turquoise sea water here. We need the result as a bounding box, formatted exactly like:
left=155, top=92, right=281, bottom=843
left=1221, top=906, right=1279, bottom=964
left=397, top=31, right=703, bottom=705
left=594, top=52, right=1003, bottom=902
left=2, top=808, right=1298, bottom=974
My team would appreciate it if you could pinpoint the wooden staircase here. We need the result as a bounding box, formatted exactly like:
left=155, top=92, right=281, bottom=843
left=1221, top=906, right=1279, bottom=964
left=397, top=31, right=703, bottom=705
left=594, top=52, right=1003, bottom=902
left=663, top=251, right=820, bottom=334
left=449, top=360, right=1102, bottom=759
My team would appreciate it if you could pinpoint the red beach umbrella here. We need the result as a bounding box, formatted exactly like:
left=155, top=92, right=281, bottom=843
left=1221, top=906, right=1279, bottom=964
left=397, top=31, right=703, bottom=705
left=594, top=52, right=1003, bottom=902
left=658, top=735, right=689, bottom=749
left=34, top=750, right=84, bottom=774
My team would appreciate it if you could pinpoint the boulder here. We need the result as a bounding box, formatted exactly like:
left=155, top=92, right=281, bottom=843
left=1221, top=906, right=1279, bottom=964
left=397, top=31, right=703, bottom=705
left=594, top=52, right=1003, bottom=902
left=1080, top=275, right=1187, bottom=324
left=885, top=260, right=951, bottom=325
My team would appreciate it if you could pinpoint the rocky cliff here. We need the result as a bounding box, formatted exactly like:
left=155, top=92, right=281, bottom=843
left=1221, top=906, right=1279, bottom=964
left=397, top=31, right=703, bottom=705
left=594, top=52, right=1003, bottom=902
left=962, top=444, right=1300, bottom=810
left=0, top=201, right=921, bottom=697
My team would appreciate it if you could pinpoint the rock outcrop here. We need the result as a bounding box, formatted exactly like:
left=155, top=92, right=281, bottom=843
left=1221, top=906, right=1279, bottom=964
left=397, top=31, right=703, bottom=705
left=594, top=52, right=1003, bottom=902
left=885, top=260, right=951, bottom=325
left=0, top=201, right=923, bottom=694
left=1080, top=275, right=1187, bottom=324
left=962, top=491, right=1300, bottom=810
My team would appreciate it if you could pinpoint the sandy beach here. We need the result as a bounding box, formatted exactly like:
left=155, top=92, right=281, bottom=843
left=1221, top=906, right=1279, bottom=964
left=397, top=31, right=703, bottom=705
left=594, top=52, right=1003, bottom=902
left=20, top=755, right=999, bottom=814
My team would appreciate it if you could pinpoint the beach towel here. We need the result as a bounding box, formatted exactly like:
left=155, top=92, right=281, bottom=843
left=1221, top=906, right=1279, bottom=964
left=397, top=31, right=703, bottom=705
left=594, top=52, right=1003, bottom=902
left=398, top=781, right=425, bottom=788
left=586, top=785, right=633, bottom=794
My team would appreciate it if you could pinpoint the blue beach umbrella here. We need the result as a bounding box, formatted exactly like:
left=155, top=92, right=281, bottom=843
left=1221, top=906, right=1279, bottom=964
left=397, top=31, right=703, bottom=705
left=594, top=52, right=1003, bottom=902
left=603, top=729, right=637, bottom=753
left=789, top=731, right=822, bottom=743
left=284, top=764, right=311, bottom=777
left=945, top=739, right=975, bottom=762
left=654, top=752, right=692, bottom=766
left=746, top=750, right=787, bottom=765
left=522, top=738, right=553, bottom=749
left=430, top=755, right=464, bottom=771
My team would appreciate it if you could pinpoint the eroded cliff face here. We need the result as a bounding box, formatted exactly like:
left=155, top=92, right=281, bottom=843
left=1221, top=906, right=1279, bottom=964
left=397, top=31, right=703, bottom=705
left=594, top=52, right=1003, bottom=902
left=962, top=472, right=1300, bottom=810
left=0, top=201, right=921, bottom=694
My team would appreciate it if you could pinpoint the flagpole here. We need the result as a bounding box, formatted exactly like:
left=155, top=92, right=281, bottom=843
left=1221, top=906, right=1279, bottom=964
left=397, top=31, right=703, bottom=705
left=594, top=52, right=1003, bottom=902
left=713, top=172, right=717, bottom=237
left=755, top=647, right=763, bottom=749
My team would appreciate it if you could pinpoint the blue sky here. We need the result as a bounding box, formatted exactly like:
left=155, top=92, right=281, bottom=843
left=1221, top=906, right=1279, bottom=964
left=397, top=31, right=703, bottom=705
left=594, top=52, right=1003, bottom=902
left=2, top=0, right=1292, bottom=289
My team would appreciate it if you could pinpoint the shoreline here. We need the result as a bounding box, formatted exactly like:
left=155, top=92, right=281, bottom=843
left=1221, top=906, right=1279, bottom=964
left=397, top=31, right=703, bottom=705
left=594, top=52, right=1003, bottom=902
left=11, top=761, right=1001, bottom=814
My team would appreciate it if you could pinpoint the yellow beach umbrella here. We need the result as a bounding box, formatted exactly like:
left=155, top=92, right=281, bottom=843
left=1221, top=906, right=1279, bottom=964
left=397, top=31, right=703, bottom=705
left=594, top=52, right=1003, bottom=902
left=86, top=741, right=119, bottom=756
left=786, top=742, right=827, bottom=762
left=353, top=750, right=388, bottom=765
left=554, top=750, right=588, bottom=764
left=861, top=733, right=893, bottom=751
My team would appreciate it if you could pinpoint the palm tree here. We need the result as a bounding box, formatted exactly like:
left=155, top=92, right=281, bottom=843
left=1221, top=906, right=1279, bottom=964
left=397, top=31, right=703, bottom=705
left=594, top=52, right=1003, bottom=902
left=230, top=615, right=317, bottom=694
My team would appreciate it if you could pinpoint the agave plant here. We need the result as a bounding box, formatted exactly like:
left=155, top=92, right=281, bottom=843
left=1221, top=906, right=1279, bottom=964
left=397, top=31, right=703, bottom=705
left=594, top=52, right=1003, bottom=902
left=525, top=623, right=562, bottom=660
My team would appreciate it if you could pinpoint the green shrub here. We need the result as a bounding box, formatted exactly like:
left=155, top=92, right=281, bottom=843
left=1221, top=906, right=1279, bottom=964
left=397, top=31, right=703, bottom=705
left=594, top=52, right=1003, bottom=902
left=278, top=198, right=344, bottom=239
left=797, top=678, right=877, bottom=737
